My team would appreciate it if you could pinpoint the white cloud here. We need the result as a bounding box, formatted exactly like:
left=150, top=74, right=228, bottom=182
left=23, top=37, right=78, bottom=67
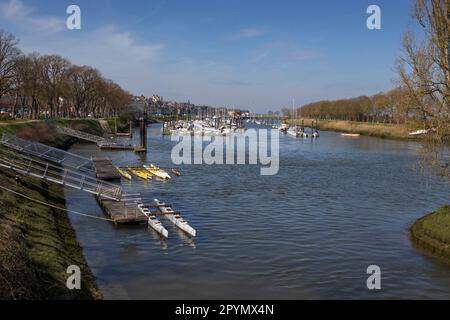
left=251, top=51, right=269, bottom=63
left=289, top=49, right=322, bottom=61
left=0, top=0, right=65, bottom=33
left=91, top=26, right=165, bottom=62
left=227, top=27, right=265, bottom=41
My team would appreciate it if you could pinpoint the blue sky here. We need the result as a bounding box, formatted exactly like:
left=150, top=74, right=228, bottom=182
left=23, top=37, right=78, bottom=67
left=0, top=0, right=416, bottom=112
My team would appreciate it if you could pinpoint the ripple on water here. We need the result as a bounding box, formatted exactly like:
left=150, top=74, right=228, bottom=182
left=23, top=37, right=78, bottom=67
left=64, top=126, right=450, bottom=299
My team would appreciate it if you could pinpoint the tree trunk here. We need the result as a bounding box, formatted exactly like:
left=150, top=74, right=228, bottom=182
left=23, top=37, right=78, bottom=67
left=447, top=0, right=450, bottom=93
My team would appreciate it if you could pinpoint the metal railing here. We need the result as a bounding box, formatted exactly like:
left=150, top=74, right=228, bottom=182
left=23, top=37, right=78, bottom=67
left=56, top=125, right=109, bottom=146
left=1, top=134, right=95, bottom=174
left=0, top=148, right=122, bottom=201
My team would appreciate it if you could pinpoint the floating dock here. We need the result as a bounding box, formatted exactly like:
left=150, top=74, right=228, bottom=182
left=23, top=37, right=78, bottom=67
left=92, top=157, right=122, bottom=180
left=99, top=144, right=134, bottom=150
left=96, top=197, right=148, bottom=225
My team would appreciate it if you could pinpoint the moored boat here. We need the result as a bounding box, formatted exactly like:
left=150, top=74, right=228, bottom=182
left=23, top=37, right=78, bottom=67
left=128, top=166, right=153, bottom=180
left=115, top=166, right=132, bottom=180
left=153, top=199, right=196, bottom=237
left=144, top=164, right=171, bottom=180
left=341, top=133, right=361, bottom=137
left=137, top=204, right=168, bottom=238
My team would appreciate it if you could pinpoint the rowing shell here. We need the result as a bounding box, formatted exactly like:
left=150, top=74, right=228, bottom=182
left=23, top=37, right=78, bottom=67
left=341, top=133, right=361, bottom=137
left=128, top=166, right=153, bottom=180
left=153, top=199, right=196, bottom=237
left=144, top=164, right=171, bottom=180
left=137, top=204, right=168, bottom=238
left=115, top=166, right=132, bottom=180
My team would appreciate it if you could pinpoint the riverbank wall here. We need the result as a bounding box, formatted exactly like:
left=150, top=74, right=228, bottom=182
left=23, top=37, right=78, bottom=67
left=0, top=119, right=104, bottom=299
left=410, top=205, right=450, bottom=265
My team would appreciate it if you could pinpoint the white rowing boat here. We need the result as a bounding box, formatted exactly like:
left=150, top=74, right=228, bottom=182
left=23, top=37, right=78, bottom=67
left=144, top=164, right=171, bottom=180
left=137, top=203, right=169, bottom=238
left=153, top=199, right=196, bottom=237
left=341, top=133, right=361, bottom=137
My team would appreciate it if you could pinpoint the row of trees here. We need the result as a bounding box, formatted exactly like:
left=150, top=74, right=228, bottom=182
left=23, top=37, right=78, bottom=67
left=0, top=30, right=131, bottom=119
left=295, top=0, right=448, bottom=176
left=293, top=0, right=448, bottom=128
left=296, top=89, right=416, bottom=124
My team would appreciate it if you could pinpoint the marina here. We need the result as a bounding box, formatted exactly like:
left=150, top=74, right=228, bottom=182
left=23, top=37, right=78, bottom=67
left=0, top=126, right=196, bottom=234
left=0, top=0, right=448, bottom=303
left=62, top=124, right=450, bottom=299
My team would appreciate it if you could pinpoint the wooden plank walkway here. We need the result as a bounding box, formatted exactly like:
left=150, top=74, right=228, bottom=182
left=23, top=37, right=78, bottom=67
left=96, top=197, right=148, bottom=225
left=100, top=144, right=134, bottom=150
left=92, top=157, right=122, bottom=180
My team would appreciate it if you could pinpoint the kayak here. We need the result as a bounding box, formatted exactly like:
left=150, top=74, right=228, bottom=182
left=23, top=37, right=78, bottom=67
left=144, top=164, right=171, bottom=180
left=115, top=166, right=132, bottom=180
left=154, top=199, right=196, bottom=237
left=171, top=168, right=181, bottom=176
left=128, top=166, right=153, bottom=180
left=137, top=204, right=168, bottom=238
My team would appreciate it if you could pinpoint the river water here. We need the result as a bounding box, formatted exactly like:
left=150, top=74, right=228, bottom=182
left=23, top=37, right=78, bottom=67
left=64, top=123, right=450, bottom=299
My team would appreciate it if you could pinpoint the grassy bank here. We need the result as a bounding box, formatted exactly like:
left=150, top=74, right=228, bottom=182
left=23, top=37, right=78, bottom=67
left=410, top=206, right=450, bottom=264
left=0, top=120, right=102, bottom=299
left=287, top=118, right=418, bottom=140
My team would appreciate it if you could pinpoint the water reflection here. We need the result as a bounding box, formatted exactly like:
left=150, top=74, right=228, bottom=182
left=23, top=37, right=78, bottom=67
left=64, top=124, right=450, bottom=299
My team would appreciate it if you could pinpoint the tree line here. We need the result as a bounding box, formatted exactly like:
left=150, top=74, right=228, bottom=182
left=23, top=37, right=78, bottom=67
left=295, top=0, right=448, bottom=132
left=0, top=30, right=131, bottom=119
left=295, top=89, right=416, bottom=124
left=296, top=0, right=449, bottom=176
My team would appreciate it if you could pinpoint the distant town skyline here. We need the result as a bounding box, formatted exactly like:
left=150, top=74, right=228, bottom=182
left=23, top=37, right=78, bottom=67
left=0, top=0, right=415, bottom=112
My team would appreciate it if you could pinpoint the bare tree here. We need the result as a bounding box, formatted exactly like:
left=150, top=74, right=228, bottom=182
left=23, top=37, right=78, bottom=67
left=1, top=29, right=130, bottom=120
left=40, top=55, right=71, bottom=118
left=0, top=30, right=21, bottom=98
left=397, top=0, right=449, bottom=177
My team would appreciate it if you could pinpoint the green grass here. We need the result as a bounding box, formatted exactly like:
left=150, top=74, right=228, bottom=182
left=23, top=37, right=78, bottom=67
left=48, top=119, right=104, bottom=136
left=410, top=205, right=450, bottom=264
left=287, top=118, right=420, bottom=140
left=420, top=206, right=450, bottom=244
left=0, top=168, right=101, bottom=299
left=0, top=120, right=102, bottom=299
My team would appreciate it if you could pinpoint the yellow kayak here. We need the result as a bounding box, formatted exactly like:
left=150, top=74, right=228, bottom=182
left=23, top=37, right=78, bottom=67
left=144, top=164, right=171, bottom=180
left=115, top=166, right=132, bottom=180
left=128, top=166, right=153, bottom=180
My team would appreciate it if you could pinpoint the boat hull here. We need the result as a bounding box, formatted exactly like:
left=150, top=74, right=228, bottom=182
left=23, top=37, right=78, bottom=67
left=154, top=199, right=196, bottom=237
left=137, top=204, right=168, bottom=238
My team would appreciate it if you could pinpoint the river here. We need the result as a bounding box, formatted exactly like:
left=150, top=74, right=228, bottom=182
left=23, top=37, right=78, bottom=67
left=64, top=123, right=450, bottom=299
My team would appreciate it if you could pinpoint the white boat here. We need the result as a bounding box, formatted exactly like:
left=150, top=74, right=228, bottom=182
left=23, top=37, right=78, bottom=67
left=341, top=133, right=361, bottom=137
left=144, top=164, right=171, bottom=180
left=221, top=128, right=235, bottom=136
left=137, top=204, right=169, bottom=238
left=409, top=129, right=434, bottom=136
left=154, top=199, right=196, bottom=237
left=287, top=127, right=299, bottom=137
left=203, top=128, right=222, bottom=136
left=171, top=128, right=193, bottom=136
left=279, top=123, right=289, bottom=133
